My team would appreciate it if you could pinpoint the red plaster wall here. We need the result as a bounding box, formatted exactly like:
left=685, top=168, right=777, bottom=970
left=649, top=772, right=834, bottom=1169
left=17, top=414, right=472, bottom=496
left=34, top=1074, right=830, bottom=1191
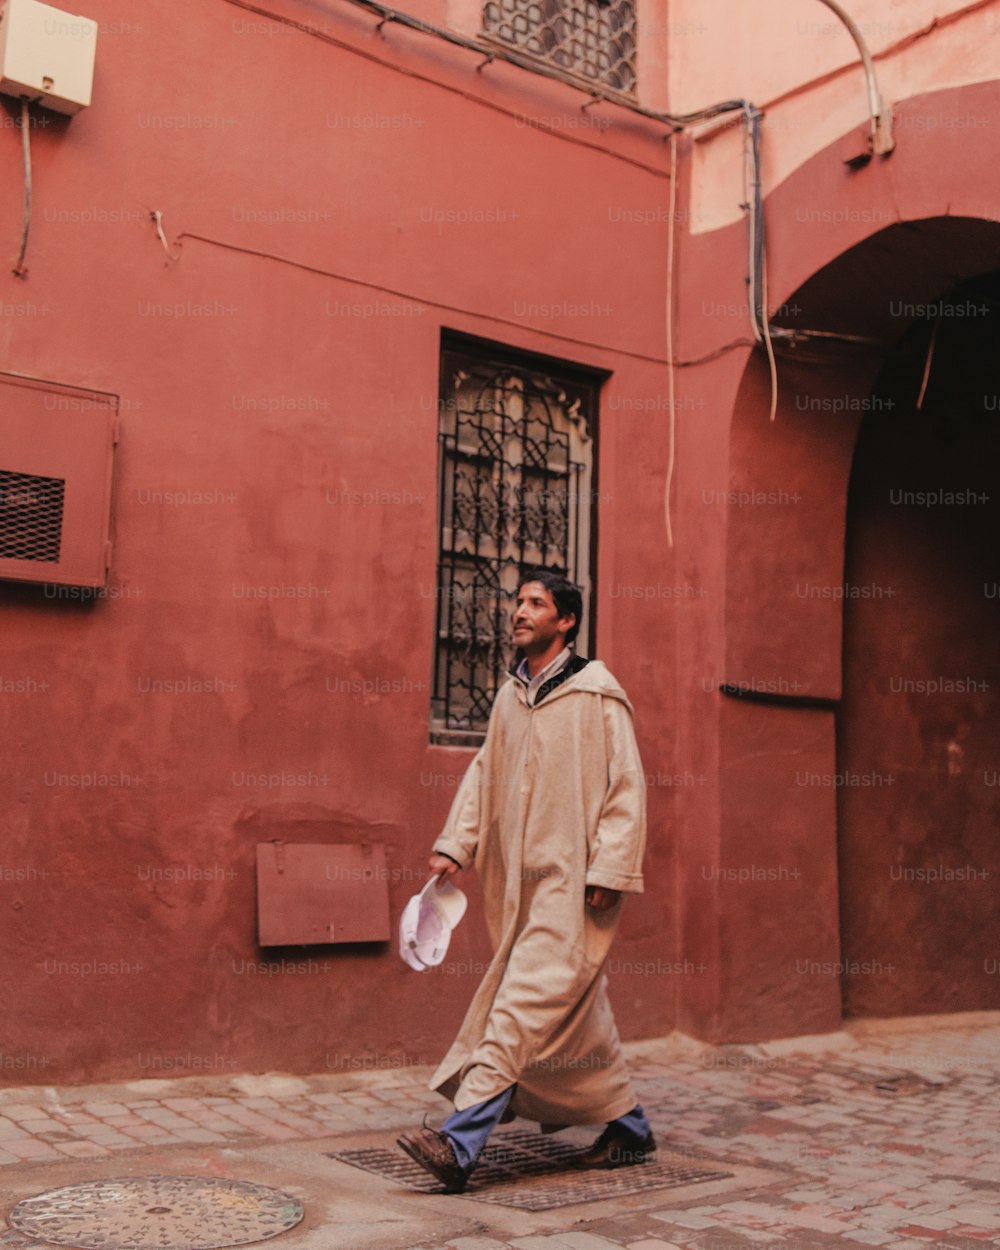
left=4, top=3, right=1000, bottom=1082
left=1, top=0, right=680, bottom=1085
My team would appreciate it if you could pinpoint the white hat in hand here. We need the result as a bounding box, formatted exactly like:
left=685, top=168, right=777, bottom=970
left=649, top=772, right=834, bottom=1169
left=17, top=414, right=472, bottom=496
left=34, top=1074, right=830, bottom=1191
left=399, top=876, right=468, bottom=971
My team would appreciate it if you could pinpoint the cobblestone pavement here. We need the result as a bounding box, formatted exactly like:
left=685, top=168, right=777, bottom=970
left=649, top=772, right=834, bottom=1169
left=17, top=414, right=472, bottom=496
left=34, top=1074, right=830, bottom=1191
left=0, top=1013, right=998, bottom=1250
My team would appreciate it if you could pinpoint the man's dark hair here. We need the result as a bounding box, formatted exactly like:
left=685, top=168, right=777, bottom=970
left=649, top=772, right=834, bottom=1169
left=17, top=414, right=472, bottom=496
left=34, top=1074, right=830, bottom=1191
left=516, top=569, right=583, bottom=646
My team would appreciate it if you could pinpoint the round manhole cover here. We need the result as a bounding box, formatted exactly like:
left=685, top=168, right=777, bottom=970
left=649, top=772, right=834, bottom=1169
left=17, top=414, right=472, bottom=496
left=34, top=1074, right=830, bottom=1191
left=8, top=1175, right=305, bottom=1250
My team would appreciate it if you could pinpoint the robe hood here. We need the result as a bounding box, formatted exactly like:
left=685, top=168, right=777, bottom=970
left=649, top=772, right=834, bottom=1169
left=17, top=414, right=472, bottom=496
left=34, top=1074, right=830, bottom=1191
left=508, top=657, right=636, bottom=715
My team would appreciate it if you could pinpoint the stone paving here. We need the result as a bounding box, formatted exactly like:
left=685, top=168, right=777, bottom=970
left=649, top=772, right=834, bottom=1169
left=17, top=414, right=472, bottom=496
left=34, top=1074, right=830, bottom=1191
left=0, top=1013, right=998, bottom=1249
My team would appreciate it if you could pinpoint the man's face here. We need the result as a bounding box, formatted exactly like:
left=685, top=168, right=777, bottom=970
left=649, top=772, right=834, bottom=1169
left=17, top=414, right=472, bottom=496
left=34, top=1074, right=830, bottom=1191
left=512, top=581, right=575, bottom=656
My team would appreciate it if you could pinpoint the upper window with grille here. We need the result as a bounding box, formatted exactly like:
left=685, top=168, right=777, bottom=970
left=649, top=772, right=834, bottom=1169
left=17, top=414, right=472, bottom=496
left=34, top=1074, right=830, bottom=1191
left=431, top=334, right=599, bottom=745
left=482, top=0, right=636, bottom=97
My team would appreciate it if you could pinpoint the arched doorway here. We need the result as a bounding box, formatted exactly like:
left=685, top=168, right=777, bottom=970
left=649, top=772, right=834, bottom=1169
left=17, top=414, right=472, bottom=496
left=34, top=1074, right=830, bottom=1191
left=714, top=217, right=1000, bottom=1039
left=838, top=271, right=1000, bottom=1017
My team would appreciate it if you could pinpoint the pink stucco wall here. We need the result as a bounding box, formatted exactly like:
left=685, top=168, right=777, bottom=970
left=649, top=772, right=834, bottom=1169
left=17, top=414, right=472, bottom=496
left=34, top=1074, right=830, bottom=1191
left=2, top=0, right=998, bottom=1085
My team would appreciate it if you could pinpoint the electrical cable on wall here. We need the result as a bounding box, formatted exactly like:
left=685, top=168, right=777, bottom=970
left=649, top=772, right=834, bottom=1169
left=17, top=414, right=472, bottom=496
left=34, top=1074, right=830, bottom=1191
left=220, top=0, right=898, bottom=536
left=0, top=10, right=97, bottom=276
left=13, top=97, right=32, bottom=279
left=224, top=3, right=773, bottom=525
left=664, top=129, right=678, bottom=548
left=742, top=106, right=763, bottom=345
left=812, top=0, right=894, bottom=159
left=150, top=210, right=179, bottom=262
left=741, top=106, right=777, bottom=420
left=760, top=250, right=779, bottom=422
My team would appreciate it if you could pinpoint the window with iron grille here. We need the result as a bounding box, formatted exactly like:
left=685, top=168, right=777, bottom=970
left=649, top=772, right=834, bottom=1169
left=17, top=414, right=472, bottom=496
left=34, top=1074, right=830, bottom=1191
left=482, top=0, right=637, bottom=97
left=431, top=335, right=599, bottom=744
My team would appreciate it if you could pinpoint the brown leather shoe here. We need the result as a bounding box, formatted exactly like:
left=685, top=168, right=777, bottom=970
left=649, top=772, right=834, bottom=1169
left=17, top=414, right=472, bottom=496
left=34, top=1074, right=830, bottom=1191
left=396, top=1127, right=470, bottom=1192
left=571, top=1125, right=657, bottom=1170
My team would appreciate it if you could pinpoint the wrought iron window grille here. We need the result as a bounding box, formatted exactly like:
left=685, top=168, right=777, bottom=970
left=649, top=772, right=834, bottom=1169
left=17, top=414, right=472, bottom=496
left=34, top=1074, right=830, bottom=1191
left=482, top=0, right=637, bottom=98
left=431, top=338, right=598, bottom=742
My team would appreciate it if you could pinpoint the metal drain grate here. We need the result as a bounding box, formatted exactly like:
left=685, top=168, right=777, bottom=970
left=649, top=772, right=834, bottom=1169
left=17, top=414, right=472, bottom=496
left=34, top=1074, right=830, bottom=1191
left=7, top=1176, right=304, bottom=1250
left=327, top=1130, right=733, bottom=1211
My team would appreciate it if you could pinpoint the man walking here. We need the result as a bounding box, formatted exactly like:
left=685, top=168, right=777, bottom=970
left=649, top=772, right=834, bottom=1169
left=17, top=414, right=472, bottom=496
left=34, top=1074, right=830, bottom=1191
left=397, top=571, right=653, bottom=1192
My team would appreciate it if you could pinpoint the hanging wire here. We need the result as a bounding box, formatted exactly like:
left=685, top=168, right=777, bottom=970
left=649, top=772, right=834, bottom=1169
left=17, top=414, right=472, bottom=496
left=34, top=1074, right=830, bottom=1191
left=760, top=247, right=779, bottom=422
left=748, top=108, right=766, bottom=338
left=741, top=106, right=762, bottom=345
left=222, top=0, right=750, bottom=132
left=150, top=209, right=180, bottom=261
left=205, top=0, right=906, bottom=560
left=664, top=130, right=678, bottom=548
left=13, top=98, right=32, bottom=279
left=740, top=104, right=779, bottom=420
left=915, top=316, right=940, bottom=410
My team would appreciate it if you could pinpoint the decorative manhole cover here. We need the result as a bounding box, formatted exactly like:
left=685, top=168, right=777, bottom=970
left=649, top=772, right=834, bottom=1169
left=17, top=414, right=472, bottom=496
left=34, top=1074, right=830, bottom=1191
left=8, top=1176, right=304, bottom=1250
left=327, top=1130, right=734, bottom=1211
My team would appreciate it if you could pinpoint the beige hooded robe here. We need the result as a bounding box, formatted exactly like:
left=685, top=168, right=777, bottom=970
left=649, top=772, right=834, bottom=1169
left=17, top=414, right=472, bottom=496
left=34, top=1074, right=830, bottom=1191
left=430, top=658, right=646, bottom=1126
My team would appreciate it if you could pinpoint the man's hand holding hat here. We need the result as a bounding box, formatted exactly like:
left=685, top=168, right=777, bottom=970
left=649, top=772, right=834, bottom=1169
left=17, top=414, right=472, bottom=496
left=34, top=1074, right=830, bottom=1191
left=429, top=852, right=461, bottom=882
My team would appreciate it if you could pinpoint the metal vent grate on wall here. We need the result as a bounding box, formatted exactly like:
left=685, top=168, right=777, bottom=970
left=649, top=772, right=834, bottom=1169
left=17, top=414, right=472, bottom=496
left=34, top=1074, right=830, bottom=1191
left=0, top=374, right=117, bottom=588
left=0, top=469, right=66, bottom=562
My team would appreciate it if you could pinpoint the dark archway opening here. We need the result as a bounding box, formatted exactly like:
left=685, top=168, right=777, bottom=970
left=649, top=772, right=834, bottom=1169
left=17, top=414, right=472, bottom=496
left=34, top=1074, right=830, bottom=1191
left=713, top=218, right=1000, bottom=1041
left=837, top=271, right=1000, bottom=1018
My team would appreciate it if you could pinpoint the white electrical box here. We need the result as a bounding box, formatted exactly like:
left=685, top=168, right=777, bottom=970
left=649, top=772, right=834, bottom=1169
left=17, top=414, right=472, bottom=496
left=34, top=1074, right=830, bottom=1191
left=0, top=0, right=97, bottom=114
